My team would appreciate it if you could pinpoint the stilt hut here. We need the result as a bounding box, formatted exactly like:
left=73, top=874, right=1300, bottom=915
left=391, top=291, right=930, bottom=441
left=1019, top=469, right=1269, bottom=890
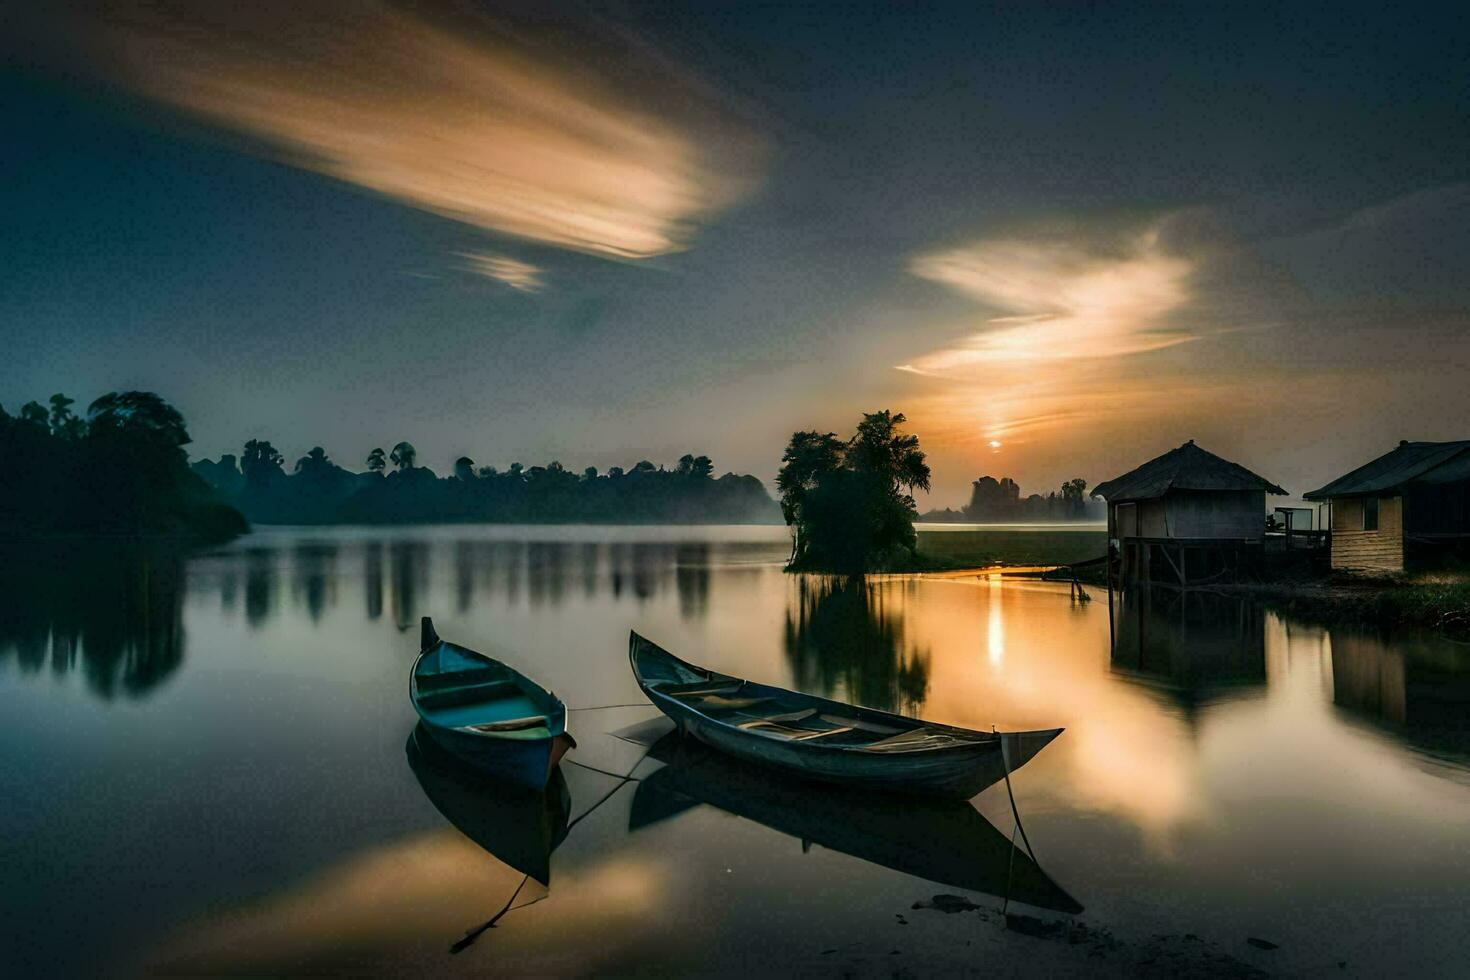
left=1093, top=440, right=1286, bottom=585
left=1304, top=440, right=1470, bottom=573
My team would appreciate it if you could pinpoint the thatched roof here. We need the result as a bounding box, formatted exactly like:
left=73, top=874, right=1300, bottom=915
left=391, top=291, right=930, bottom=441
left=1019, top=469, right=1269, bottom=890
left=1092, top=441, right=1286, bottom=503
left=1304, top=440, right=1470, bottom=500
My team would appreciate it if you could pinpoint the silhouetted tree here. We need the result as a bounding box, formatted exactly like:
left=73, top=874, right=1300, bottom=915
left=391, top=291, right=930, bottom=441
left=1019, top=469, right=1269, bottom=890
left=48, top=394, right=84, bottom=441
left=241, top=439, right=285, bottom=487
left=295, top=446, right=331, bottom=475
left=390, top=441, right=417, bottom=470
left=19, top=401, right=49, bottom=427
left=778, top=411, right=930, bottom=572
left=190, top=442, right=779, bottom=527
left=1061, top=478, right=1088, bottom=518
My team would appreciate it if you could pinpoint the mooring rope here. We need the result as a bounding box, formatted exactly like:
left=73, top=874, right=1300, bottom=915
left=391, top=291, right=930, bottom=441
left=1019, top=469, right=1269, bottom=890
left=568, top=702, right=650, bottom=712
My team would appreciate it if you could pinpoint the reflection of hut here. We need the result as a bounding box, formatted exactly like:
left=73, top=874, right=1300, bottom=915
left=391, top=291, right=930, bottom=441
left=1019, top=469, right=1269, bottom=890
left=1329, top=629, right=1470, bottom=756
left=1110, top=586, right=1266, bottom=710
left=1093, top=441, right=1286, bottom=585
left=1304, top=440, right=1470, bottom=574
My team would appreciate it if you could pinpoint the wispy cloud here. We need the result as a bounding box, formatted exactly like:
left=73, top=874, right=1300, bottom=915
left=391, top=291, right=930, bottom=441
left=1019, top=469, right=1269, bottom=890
left=457, top=253, right=544, bottom=292
left=62, top=2, right=760, bottom=259
left=901, top=227, right=1195, bottom=374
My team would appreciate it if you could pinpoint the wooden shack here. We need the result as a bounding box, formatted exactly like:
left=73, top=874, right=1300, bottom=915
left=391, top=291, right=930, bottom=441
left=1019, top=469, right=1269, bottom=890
left=1303, top=440, right=1470, bottom=573
left=1093, top=440, right=1286, bottom=585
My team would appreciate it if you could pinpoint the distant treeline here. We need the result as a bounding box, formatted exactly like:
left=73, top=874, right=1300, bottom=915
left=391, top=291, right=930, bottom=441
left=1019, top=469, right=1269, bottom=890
left=192, top=440, right=781, bottom=525
left=921, top=475, right=1104, bottom=524
left=0, top=392, right=246, bottom=541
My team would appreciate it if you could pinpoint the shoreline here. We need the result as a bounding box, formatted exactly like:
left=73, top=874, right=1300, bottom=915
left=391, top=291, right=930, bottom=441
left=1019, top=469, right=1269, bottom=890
left=906, top=560, right=1470, bottom=642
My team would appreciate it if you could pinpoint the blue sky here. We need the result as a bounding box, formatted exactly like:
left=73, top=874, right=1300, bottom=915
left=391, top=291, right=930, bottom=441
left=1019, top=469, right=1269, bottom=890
left=4, top=2, right=1468, bottom=503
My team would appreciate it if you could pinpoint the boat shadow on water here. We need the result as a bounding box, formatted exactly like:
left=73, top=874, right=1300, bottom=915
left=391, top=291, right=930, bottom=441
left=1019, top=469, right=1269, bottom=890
left=405, top=724, right=572, bottom=886
left=628, top=731, right=1083, bottom=915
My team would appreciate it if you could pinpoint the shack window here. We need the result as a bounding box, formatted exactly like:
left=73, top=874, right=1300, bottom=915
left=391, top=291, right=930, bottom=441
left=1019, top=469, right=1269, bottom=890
left=1363, top=496, right=1379, bottom=531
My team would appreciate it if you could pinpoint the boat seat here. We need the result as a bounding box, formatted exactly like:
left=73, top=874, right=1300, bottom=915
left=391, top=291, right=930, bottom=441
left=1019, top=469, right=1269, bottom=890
left=740, top=716, right=856, bottom=741
left=468, top=715, right=548, bottom=733
left=861, top=727, right=951, bottom=752
left=417, top=678, right=523, bottom=710
left=685, top=695, right=774, bottom=712
left=791, top=726, right=855, bottom=741
left=820, top=714, right=901, bottom=734
left=660, top=679, right=742, bottom=697
left=737, top=708, right=817, bottom=728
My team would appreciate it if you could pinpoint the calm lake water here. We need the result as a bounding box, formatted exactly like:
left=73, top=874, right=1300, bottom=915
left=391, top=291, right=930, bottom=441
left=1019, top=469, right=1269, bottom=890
left=3, top=524, right=1469, bottom=977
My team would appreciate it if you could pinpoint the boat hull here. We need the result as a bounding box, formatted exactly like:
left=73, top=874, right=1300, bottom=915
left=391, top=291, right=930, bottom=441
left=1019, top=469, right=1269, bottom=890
left=652, top=688, right=1026, bottom=799
left=410, top=618, right=574, bottom=791
left=631, top=632, right=1061, bottom=801
left=418, top=721, right=573, bottom=791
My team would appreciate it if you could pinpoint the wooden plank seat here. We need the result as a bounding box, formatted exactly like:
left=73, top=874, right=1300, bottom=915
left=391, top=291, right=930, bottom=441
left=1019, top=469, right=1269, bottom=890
left=660, top=680, right=743, bottom=698
left=685, top=694, right=775, bottom=712
left=737, top=708, right=817, bottom=727
left=469, top=715, right=549, bottom=733
left=862, top=727, right=983, bottom=753
left=417, top=677, right=523, bottom=710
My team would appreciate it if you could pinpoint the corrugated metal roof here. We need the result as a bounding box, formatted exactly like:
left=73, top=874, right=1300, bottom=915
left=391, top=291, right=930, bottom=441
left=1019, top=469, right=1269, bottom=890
left=1092, top=441, right=1286, bottom=503
left=1303, top=441, right=1470, bottom=499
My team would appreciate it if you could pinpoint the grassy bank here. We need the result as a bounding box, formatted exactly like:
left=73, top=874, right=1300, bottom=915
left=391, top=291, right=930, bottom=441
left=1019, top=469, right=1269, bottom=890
left=782, top=525, right=1107, bottom=574
left=1223, top=574, right=1470, bottom=640
left=912, top=524, right=1107, bottom=571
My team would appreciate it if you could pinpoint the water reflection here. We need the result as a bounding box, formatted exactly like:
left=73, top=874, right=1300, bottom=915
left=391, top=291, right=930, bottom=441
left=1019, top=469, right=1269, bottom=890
left=389, top=540, right=429, bottom=629
left=0, top=542, right=186, bottom=698
left=1110, top=585, right=1266, bottom=709
left=406, top=725, right=571, bottom=885
left=11, top=526, right=1470, bottom=977
left=632, top=733, right=1081, bottom=913
left=364, top=540, right=384, bottom=620
left=244, top=547, right=277, bottom=629
left=784, top=575, right=930, bottom=713
left=1330, top=629, right=1470, bottom=765
left=290, top=541, right=338, bottom=622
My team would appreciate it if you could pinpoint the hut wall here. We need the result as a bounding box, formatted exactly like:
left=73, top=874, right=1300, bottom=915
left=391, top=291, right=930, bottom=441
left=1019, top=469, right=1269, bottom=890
left=1139, top=500, right=1169, bottom=537
left=1330, top=495, right=1404, bottom=572
left=1405, top=479, right=1470, bottom=536
left=1164, top=489, right=1265, bottom=539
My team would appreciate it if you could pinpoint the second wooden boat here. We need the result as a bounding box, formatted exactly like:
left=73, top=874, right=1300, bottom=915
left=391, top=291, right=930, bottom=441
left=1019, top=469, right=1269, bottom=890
left=411, top=617, right=575, bottom=790
left=630, top=631, right=1061, bottom=800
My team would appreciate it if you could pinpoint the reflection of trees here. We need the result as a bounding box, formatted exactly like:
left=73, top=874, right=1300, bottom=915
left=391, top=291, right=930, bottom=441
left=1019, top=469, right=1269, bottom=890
left=0, top=543, right=187, bottom=700
left=579, top=543, right=599, bottom=598
left=784, top=576, right=929, bottom=714
left=526, top=542, right=569, bottom=607
left=675, top=543, right=710, bottom=620
left=244, top=548, right=277, bottom=630
left=364, top=541, right=383, bottom=621
left=290, top=541, right=338, bottom=623
left=454, top=540, right=474, bottom=612
left=389, top=540, right=429, bottom=629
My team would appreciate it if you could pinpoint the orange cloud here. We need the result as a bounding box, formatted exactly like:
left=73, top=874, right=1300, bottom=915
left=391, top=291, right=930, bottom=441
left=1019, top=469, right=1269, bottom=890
left=902, top=227, right=1195, bottom=373
left=68, top=2, right=759, bottom=259
left=459, top=252, right=544, bottom=292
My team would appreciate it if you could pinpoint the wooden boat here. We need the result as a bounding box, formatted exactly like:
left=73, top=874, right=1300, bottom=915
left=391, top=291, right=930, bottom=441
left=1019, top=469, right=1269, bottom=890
left=406, top=724, right=571, bottom=885
left=411, top=617, right=575, bottom=789
left=629, top=631, right=1061, bottom=800
left=630, top=732, right=1081, bottom=913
